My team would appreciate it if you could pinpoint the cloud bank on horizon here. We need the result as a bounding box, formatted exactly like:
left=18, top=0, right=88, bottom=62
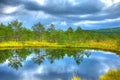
left=0, top=0, right=120, bottom=30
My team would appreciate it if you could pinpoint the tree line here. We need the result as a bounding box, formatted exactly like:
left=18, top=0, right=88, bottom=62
left=0, top=19, right=120, bottom=45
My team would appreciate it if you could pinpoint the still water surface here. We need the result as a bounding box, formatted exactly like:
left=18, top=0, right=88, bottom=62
left=0, top=48, right=120, bottom=80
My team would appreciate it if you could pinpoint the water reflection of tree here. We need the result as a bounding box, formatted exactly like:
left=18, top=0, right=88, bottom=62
left=0, top=49, right=32, bottom=62
left=32, top=49, right=46, bottom=65
left=73, top=50, right=91, bottom=64
left=0, top=48, right=91, bottom=69
left=33, top=49, right=91, bottom=65
left=0, top=50, right=13, bottom=63
left=8, top=53, right=23, bottom=70
left=46, top=49, right=65, bottom=63
left=8, top=49, right=33, bottom=70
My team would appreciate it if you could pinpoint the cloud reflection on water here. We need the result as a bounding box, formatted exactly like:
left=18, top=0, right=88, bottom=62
left=0, top=50, right=120, bottom=80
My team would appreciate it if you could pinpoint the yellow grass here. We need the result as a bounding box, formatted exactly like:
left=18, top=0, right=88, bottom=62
left=56, top=76, right=81, bottom=80
left=0, top=40, right=119, bottom=53
left=100, top=70, right=120, bottom=80
left=71, top=76, right=81, bottom=80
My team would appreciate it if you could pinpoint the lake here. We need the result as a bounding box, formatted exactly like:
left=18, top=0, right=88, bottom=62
left=0, top=48, right=120, bottom=80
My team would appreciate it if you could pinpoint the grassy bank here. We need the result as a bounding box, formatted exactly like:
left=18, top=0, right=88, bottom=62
left=100, top=70, right=120, bottom=80
left=0, top=40, right=120, bottom=53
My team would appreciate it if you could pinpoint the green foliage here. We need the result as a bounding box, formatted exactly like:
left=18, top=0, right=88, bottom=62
left=0, top=48, right=90, bottom=70
left=32, top=22, right=45, bottom=40
left=94, top=27, right=120, bottom=33
left=8, top=54, right=23, bottom=70
left=0, top=20, right=120, bottom=52
left=47, top=23, right=55, bottom=32
left=75, top=26, right=82, bottom=33
left=66, top=26, right=74, bottom=34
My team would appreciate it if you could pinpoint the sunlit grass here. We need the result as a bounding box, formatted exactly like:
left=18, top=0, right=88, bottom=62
left=100, top=70, right=120, bottom=80
left=56, top=76, right=81, bottom=80
left=71, top=76, right=81, bottom=80
left=0, top=40, right=120, bottom=53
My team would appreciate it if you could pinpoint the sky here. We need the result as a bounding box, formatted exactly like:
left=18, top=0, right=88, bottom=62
left=0, top=0, right=120, bottom=30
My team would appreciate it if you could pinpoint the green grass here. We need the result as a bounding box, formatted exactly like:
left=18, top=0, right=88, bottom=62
left=100, top=70, right=120, bottom=80
left=0, top=40, right=120, bottom=54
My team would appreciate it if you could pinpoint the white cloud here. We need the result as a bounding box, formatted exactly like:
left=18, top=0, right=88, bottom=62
left=21, top=65, right=45, bottom=80
left=101, top=0, right=113, bottom=7
left=35, top=11, right=51, bottom=19
left=74, top=17, right=120, bottom=26
left=101, top=0, right=120, bottom=7
left=3, top=6, right=20, bottom=14
left=35, top=0, right=45, bottom=6
left=67, top=14, right=91, bottom=18
left=79, top=14, right=91, bottom=18
left=51, top=21, right=59, bottom=25
left=0, top=16, right=15, bottom=23
left=60, top=21, right=67, bottom=26
left=113, top=0, right=120, bottom=3
left=37, top=65, right=47, bottom=74
left=69, top=0, right=79, bottom=5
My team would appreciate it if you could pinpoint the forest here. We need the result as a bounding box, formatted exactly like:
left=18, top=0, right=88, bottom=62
left=0, top=19, right=120, bottom=52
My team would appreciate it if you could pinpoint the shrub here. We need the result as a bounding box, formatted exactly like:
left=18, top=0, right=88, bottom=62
left=100, top=70, right=120, bottom=80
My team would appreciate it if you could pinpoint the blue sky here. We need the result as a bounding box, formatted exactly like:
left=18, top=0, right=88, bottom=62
left=0, top=0, right=120, bottom=30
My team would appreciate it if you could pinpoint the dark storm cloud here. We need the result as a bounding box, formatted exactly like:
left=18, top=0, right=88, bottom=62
left=55, top=2, right=120, bottom=22
left=24, top=0, right=104, bottom=15
left=0, top=0, right=22, bottom=6
left=0, top=0, right=104, bottom=15
left=0, top=0, right=120, bottom=29
left=22, top=0, right=120, bottom=26
left=104, top=3, right=120, bottom=17
left=0, top=0, right=119, bottom=19
left=0, top=0, right=23, bottom=15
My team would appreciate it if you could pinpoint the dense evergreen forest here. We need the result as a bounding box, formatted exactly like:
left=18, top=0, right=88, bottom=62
left=0, top=19, right=120, bottom=51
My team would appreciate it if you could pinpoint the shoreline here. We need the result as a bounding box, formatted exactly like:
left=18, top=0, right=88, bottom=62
left=0, top=41, right=120, bottom=54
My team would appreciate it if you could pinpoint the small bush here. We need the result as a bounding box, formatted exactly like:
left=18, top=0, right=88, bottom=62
left=71, top=76, right=81, bottom=80
left=100, top=70, right=120, bottom=80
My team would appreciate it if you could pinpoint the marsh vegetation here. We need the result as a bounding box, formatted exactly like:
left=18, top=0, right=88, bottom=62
left=0, top=19, right=120, bottom=52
